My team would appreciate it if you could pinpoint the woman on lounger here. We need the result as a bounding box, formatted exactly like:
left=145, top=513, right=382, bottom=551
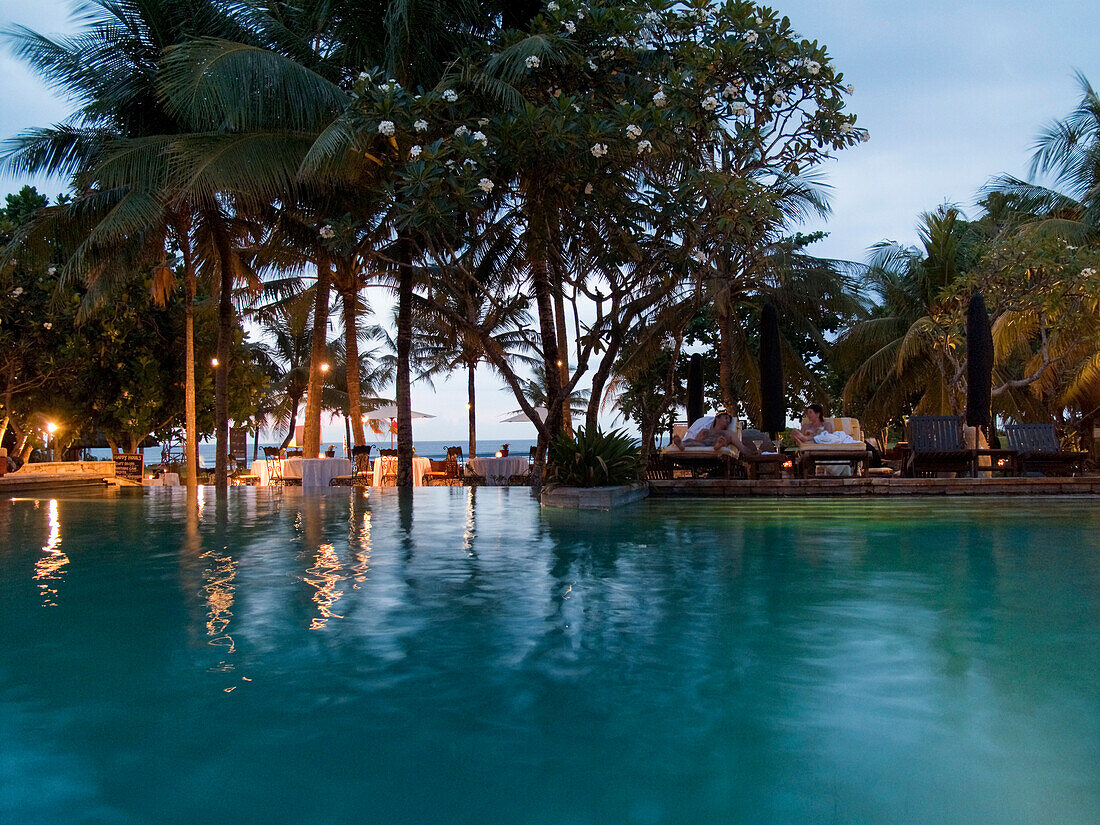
left=789, top=404, right=835, bottom=446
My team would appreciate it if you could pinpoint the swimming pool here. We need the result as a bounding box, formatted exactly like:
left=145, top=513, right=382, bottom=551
left=1, top=489, right=1097, bottom=824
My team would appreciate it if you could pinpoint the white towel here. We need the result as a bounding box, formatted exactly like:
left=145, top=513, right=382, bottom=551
left=814, top=430, right=859, bottom=445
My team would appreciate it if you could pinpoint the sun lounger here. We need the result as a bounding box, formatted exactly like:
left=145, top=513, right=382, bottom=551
left=794, top=417, right=870, bottom=477
left=906, top=415, right=973, bottom=477
left=1004, top=423, right=1087, bottom=477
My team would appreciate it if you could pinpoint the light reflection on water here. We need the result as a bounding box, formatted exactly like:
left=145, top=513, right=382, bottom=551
left=32, top=499, right=67, bottom=607
left=0, top=489, right=1097, bottom=825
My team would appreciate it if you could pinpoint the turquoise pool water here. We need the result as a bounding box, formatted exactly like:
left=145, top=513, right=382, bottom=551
left=1, top=489, right=1097, bottom=824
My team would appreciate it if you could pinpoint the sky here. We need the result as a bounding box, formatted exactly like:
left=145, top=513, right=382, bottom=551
left=1, top=0, right=1098, bottom=445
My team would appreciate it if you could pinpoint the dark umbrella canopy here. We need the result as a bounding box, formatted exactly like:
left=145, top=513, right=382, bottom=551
left=686, top=353, right=704, bottom=424
left=759, top=303, right=785, bottom=436
left=966, top=292, right=994, bottom=429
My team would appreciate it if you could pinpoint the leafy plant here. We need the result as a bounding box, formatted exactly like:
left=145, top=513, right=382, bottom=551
left=545, top=426, right=642, bottom=489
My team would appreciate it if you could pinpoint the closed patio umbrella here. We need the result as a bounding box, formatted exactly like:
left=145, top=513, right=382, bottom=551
left=759, top=303, right=785, bottom=438
left=966, top=291, right=995, bottom=443
left=686, top=353, right=704, bottom=424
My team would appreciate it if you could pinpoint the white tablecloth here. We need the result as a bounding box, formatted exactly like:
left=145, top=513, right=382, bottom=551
left=372, top=456, right=432, bottom=486
left=250, top=457, right=352, bottom=488
left=465, top=456, right=530, bottom=485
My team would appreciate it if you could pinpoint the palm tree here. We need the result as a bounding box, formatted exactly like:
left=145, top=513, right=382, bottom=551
left=1, top=0, right=248, bottom=486
left=410, top=239, right=537, bottom=457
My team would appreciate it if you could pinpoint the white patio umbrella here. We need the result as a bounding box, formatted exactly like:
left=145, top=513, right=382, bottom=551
left=363, top=404, right=436, bottom=448
left=500, top=407, right=548, bottom=423
left=363, top=404, right=435, bottom=420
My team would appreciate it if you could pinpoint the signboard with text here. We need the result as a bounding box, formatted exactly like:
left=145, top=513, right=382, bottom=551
left=114, top=452, right=144, bottom=482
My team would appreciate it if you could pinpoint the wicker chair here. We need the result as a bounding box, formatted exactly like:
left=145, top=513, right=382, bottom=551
left=262, top=446, right=284, bottom=485
left=378, top=448, right=398, bottom=486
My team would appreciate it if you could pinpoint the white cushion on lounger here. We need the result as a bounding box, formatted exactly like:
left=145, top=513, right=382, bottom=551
left=662, top=444, right=736, bottom=456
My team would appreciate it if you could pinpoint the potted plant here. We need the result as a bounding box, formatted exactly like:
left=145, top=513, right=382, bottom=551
left=542, top=427, right=648, bottom=509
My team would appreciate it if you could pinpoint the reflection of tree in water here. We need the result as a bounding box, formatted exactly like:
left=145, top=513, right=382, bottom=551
left=201, top=548, right=237, bottom=653
left=296, top=495, right=349, bottom=630
left=33, top=499, right=68, bottom=607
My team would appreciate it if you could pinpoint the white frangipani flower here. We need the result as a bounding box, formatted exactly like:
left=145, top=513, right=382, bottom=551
left=43, top=322, right=52, bottom=330
left=625, top=124, right=643, bottom=139
left=525, top=55, right=541, bottom=69
left=547, top=1, right=558, bottom=9
left=702, top=95, right=718, bottom=111
left=564, top=20, right=576, bottom=33
left=636, top=139, right=653, bottom=154
left=652, top=90, right=667, bottom=107
left=839, top=122, right=854, bottom=135
left=584, top=183, right=593, bottom=194
left=845, top=84, right=855, bottom=95
left=772, top=91, right=788, bottom=105
left=454, top=125, right=470, bottom=137
left=1081, top=267, right=1097, bottom=277
left=644, top=11, right=660, bottom=25
left=478, top=178, right=494, bottom=193
left=11, top=287, right=23, bottom=296
left=409, top=145, right=422, bottom=158
left=442, top=89, right=458, bottom=102
left=722, top=82, right=741, bottom=99
left=478, top=118, right=490, bottom=126
left=414, top=119, right=428, bottom=131
left=692, top=250, right=706, bottom=263
left=590, top=143, right=608, bottom=158
left=472, top=130, right=488, bottom=145
left=744, top=30, right=758, bottom=44
left=319, top=225, right=335, bottom=239
left=46, top=266, right=57, bottom=276
left=804, top=60, right=821, bottom=75
left=378, top=120, right=395, bottom=136
left=859, top=129, right=870, bottom=142
left=731, top=102, right=748, bottom=116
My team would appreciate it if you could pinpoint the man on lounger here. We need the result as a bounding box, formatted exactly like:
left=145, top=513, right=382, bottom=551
left=670, top=413, right=774, bottom=454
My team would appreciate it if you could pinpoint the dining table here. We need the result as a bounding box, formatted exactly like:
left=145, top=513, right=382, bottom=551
left=371, top=455, right=433, bottom=487
left=249, top=457, right=352, bottom=488
left=464, top=455, right=530, bottom=485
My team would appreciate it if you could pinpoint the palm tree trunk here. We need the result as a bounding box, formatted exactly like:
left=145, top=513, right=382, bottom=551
left=342, top=288, right=366, bottom=447
left=395, top=235, right=414, bottom=487
left=716, top=303, right=736, bottom=414
left=553, top=289, right=572, bottom=433
left=281, top=394, right=301, bottom=449
left=467, top=359, right=477, bottom=458
left=303, top=259, right=332, bottom=458
left=214, top=243, right=233, bottom=491
left=528, top=252, right=563, bottom=495
left=179, top=222, right=198, bottom=488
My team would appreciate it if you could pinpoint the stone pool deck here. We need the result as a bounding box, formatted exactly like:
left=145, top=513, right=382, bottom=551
left=649, top=476, right=1100, bottom=497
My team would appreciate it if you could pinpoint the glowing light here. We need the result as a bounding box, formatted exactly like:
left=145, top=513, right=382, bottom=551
left=45, top=422, right=58, bottom=434
left=320, top=363, right=330, bottom=373
left=210, top=357, right=219, bottom=367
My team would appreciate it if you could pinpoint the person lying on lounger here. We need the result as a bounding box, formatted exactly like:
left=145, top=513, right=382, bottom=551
left=670, top=413, right=775, bottom=454
left=789, top=403, right=887, bottom=458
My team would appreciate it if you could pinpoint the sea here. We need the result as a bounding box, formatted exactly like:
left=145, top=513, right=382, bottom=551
left=84, top=439, right=540, bottom=468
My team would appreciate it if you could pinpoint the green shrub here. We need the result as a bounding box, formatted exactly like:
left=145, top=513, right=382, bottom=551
left=546, top=426, right=642, bottom=488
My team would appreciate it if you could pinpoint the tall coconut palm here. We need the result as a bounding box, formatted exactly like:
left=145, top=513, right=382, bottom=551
left=834, top=207, right=979, bottom=430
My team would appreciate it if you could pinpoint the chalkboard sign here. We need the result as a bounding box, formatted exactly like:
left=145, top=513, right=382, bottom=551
left=114, top=452, right=144, bottom=482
